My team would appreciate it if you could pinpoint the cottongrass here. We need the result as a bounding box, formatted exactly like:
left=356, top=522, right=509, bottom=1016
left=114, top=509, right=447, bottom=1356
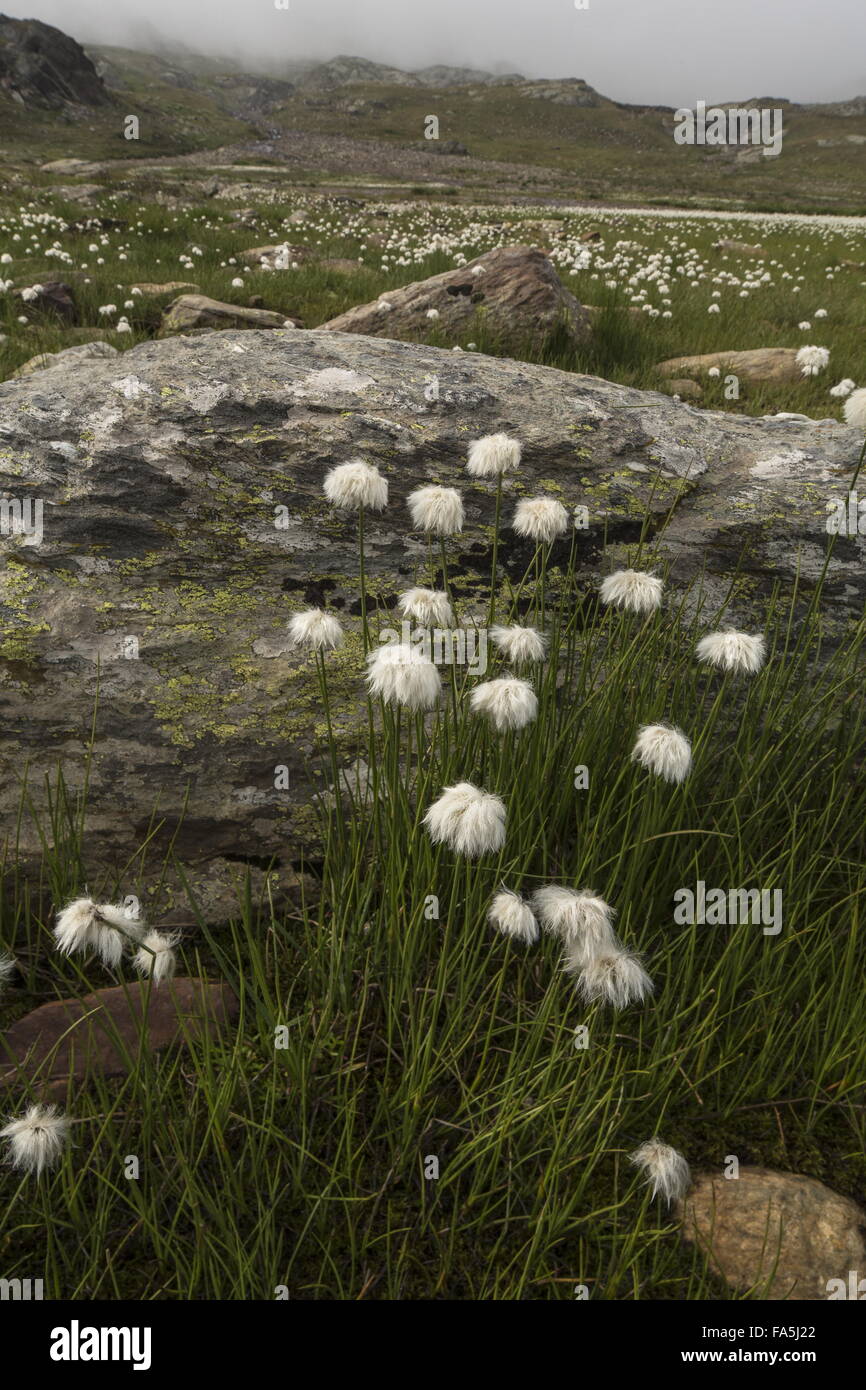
left=323, top=458, right=388, bottom=511
left=466, top=433, right=522, bottom=478
left=366, top=642, right=442, bottom=711
left=407, top=485, right=464, bottom=535
left=397, top=588, right=454, bottom=628
left=600, top=570, right=663, bottom=615
left=488, top=888, right=539, bottom=945
left=569, top=947, right=654, bottom=1008
left=532, top=886, right=618, bottom=961
left=830, top=378, right=856, bottom=399
left=696, top=630, right=766, bottom=675
left=512, top=497, right=569, bottom=544
left=490, top=624, right=547, bottom=663
left=53, top=897, right=145, bottom=968
left=629, top=1137, right=691, bottom=1204
left=133, top=931, right=179, bottom=984
left=289, top=608, right=343, bottom=651
left=469, top=676, right=538, bottom=731
left=423, top=782, right=506, bottom=858
left=795, top=345, right=830, bottom=377
left=0, top=1105, right=71, bottom=1177
left=631, top=724, right=692, bottom=784
left=843, top=388, right=866, bottom=430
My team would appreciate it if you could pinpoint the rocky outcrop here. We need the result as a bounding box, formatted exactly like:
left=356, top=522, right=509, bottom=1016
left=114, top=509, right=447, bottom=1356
left=321, top=246, right=593, bottom=353
left=0, top=329, right=862, bottom=913
left=679, top=1167, right=866, bottom=1300
left=159, top=294, right=302, bottom=334
left=12, top=340, right=118, bottom=378
left=0, top=15, right=109, bottom=107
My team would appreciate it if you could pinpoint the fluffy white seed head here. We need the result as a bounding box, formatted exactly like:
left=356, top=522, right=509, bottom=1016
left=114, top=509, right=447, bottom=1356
left=631, top=723, right=692, bottom=784
left=423, top=782, right=507, bottom=858
left=629, top=1137, right=691, bottom=1204
left=843, top=388, right=866, bottom=430
left=397, top=588, right=454, bottom=628
left=366, top=643, right=442, bottom=711
left=830, top=378, right=856, bottom=399
left=490, top=624, right=547, bottom=664
left=466, top=432, right=522, bottom=478
left=600, top=569, right=663, bottom=615
left=469, top=676, right=537, bottom=731
left=512, top=497, right=569, bottom=544
left=133, top=931, right=179, bottom=983
left=571, top=948, right=654, bottom=1008
left=0, top=954, right=16, bottom=988
left=795, top=345, right=830, bottom=377
left=532, top=886, right=618, bottom=962
left=323, top=458, right=388, bottom=511
left=696, top=630, right=766, bottom=675
left=53, top=897, right=144, bottom=967
left=0, top=1105, right=71, bottom=1176
left=408, top=485, right=464, bottom=535
left=289, top=607, right=343, bottom=651
left=488, top=888, right=539, bottom=945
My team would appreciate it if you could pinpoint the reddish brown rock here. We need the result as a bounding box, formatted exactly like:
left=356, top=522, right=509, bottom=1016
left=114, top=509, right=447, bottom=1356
left=0, top=978, right=238, bottom=1098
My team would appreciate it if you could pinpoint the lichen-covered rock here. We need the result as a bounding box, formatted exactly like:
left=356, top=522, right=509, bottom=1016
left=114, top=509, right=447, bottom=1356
left=12, top=340, right=119, bottom=377
left=159, top=294, right=301, bottom=335
left=321, top=245, right=593, bottom=351
left=0, top=328, right=862, bottom=907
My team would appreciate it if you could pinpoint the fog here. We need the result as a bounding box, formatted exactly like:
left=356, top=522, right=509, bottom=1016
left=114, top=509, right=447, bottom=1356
left=5, top=0, right=866, bottom=105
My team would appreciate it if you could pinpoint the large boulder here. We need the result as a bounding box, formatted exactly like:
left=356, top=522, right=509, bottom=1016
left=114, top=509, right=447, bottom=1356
left=321, top=245, right=593, bottom=352
left=0, top=329, right=863, bottom=912
left=12, top=340, right=118, bottom=377
left=159, top=294, right=301, bottom=335
left=657, top=348, right=804, bottom=386
left=0, top=15, right=109, bottom=107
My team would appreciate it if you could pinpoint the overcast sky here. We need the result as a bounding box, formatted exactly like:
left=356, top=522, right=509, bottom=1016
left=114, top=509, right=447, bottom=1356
left=7, top=0, right=866, bottom=105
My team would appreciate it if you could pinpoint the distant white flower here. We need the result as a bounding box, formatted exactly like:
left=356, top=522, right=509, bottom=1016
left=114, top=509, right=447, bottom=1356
left=570, top=947, right=654, bottom=1008
left=231, top=277, right=244, bottom=287
left=696, top=630, right=766, bottom=675
left=115, top=317, right=132, bottom=334
left=797, top=320, right=812, bottom=331
left=843, top=388, right=866, bottom=430
left=407, top=485, right=464, bottom=535
left=600, top=569, right=663, bottom=615
left=133, top=931, right=179, bottom=983
left=490, top=624, right=547, bottom=663
left=707, top=366, right=720, bottom=378
left=488, top=888, right=538, bottom=944
left=0, top=253, right=11, bottom=264
left=470, top=676, right=537, bottom=731
left=466, top=433, right=521, bottom=478
left=289, top=608, right=343, bottom=651
left=97, top=303, right=117, bottom=317
left=630, top=1137, right=691, bottom=1204
left=796, top=345, right=829, bottom=377
left=324, top=459, right=388, bottom=511
left=814, top=308, right=828, bottom=318
left=512, top=497, right=569, bottom=544
left=425, top=307, right=440, bottom=320
left=532, top=886, right=618, bottom=963
left=707, top=303, right=720, bottom=314
left=1, top=1105, right=71, bottom=1176
left=631, top=723, right=692, bottom=784
left=366, top=643, right=441, bottom=710
left=423, top=782, right=506, bottom=857
left=397, top=587, right=453, bottom=628
left=20, top=286, right=41, bottom=303
left=830, top=378, right=856, bottom=398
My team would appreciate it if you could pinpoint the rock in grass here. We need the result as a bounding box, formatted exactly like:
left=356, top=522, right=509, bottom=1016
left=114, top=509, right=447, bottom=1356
left=656, top=348, right=803, bottom=386
left=159, top=294, right=301, bottom=334
left=678, top=1167, right=866, bottom=1300
left=0, top=979, right=238, bottom=1099
left=321, top=244, right=593, bottom=352
left=12, top=340, right=118, bottom=377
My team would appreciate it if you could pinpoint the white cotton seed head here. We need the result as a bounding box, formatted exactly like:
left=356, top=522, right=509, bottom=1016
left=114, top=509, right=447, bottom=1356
left=408, top=485, right=464, bottom=535
left=469, top=676, right=538, bottom=731
left=423, top=782, right=507, bottom=858
left=323, top=458, right=388, bottom=511
left=133, top=931, right=179, bottom=983
left=0, top=1104, right=71, bottom=1176
left=629, top=1137, right=691, bottom=1204
left=53, top=897, right=145, bottom=966
left=829, top=378, right=856, bottom=399
left=795, top=345, right=829, bottom=377
left=397, top=587, right=454, bottom=628
left=696, top=630, right=766, bottom=675
left=512, top=497, right=569, bottom=544
left=0, top=954, right=16, bottom=990
left=571, top=948, right=654, bottom=1008
left=289, top=607, right=344, bottom=651
left=488, top=888, right=539, bottom=945
left=843, top=388, right=866, bottom=430
left=466, top=432, right=522, bottom=478
left=366, top=643, right=442, bottom=711
left=532, top=886, right=618, bottom=961
left=490, top=624, right=547, bottom=663
left=600, top=569, right=663, bottom=615
left=632, top=723, right=692, bottom=784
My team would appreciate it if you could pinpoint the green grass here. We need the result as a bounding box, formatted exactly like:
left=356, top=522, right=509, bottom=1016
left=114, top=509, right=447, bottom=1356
left=1, top=442, right=865, bottom=1298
